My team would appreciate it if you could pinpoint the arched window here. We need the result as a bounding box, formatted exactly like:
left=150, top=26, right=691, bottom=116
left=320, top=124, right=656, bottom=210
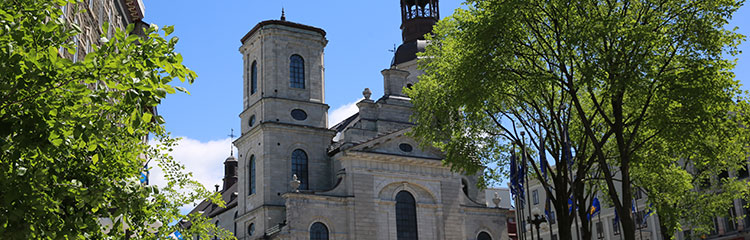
left=289, top=54, right=305, bottom=88
left=233, top=212, right=238, bottom=237
left=291, top=149, right=309, bottom=190
left=251, top=61, right=258, bottom=94
left=478, top=231, right=492, bottom=240
left=461, top=179, right=469, bottom=196
left=214, top=220, right=220, bottom=240
left=249, top=155, right=256, bottom=195
left=309, top=222, right=329, bottom=240
left=396, top=191, right=418, bottom=240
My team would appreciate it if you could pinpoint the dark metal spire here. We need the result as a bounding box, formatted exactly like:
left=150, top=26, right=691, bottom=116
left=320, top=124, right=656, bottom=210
left=228, top=128, right=236, bottom=156
left=281, top=8, right=286, bottom=21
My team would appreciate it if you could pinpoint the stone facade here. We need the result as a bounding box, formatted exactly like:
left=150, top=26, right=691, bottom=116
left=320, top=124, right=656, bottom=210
left=59, top=0, right=146, bottom=61
left=189, top=2, right=512, bottom=240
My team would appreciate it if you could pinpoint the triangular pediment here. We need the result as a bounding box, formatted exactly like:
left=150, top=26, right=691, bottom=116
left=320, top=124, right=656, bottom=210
left=348, top=128, right=444, bottom=160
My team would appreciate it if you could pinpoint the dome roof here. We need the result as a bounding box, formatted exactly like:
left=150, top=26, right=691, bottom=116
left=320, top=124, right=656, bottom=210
left=392, top=40, right=428, bottom=66
left=225, top=155, right=237, bottom=162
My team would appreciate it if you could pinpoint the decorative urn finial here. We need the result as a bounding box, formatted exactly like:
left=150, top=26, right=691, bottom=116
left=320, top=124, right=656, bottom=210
left=363, top=88, right=372, bottom=100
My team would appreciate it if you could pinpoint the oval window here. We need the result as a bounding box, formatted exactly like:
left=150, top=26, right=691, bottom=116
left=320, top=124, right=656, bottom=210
left=399, top=143, right=413, bottom=152
left=291, top=109, right=307, bottom=121
left=249, top=115, right=256, bottom=127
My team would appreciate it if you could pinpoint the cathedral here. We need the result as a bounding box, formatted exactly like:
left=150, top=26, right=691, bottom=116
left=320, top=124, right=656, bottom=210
left=186, top=1, right=511, bottom=239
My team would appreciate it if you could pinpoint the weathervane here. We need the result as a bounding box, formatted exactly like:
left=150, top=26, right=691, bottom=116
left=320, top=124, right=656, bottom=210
left=228, top=129, right=236, bottom=156
left=388, top=44, right=397, bottom=53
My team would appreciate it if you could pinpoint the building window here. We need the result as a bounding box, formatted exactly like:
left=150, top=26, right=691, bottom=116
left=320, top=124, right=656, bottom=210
left=635, top=210, right=648, bottom=229
left=399, top=143, right=413, bottom=152
left=532, top=190, right=539, bottom=205
left=633, top=188, right=643, bottom=200
left=249, top=155, right=256, bottom=195
left=214, top=220, right=220, bottom=240
left=396, top=191, right=418, bottom=240
left=596, top=221, right=604, bottom=239
left=710, top=217, right=719, bottom=235
left=683, top=230, right=692, bottom=240
left=477, top=231, right=492, bottom=240
left=461, top=179, right=469, bottom=196
left=251, top=60, right=258, bottom=94
left=248, top=223, right=255, bottom=236
left=743, top=199, right=750, bottom=228
left=233, top=212, right=238, bottom=237
left=310, top=222, right=329, bottom=240
left=292, top=149, right=309, bottom=190
left=552, top=234, right=558, bottom=240
left=612, top=218, right=620, bottom=235
left=291, top=109, right=307, bottom=120
left=549, top=211, right=556, bottom=224
left=726, top=206, right=737, bottom=232
left=289, top=54, right=305, bottom=88
left=738, top=165, right=749, bottom=179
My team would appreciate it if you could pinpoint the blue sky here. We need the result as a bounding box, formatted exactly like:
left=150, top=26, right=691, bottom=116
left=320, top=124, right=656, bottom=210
left=145, top=1, right=750, bottom=142
left=142, top=1, right=750, bottom=191
left=144, top=0, right=464, bottom=142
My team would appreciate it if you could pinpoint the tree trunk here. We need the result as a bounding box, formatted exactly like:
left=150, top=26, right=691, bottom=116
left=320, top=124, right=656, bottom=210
left=554, top=177, right=575, bottom=240
left=574, top=183, right=592, bottom=240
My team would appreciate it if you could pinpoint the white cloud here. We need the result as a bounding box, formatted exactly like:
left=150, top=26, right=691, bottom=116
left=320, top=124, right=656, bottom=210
left=328, top=98, right=363, bottom=127
left=148, top=137, right=235, bottom=196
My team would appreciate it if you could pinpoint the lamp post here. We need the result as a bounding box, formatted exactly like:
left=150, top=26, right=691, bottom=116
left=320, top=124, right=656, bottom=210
left=528, top=207, right=547, bottom=240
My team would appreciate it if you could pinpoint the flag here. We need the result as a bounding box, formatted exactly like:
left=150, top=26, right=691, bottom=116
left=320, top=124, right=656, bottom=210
left=169, top=230, right=184, bottom=240
left=587, top=197, right=601, bottom=220
left=139, top=165, right=149, bottom=185
left=568, top=198, right=575, bottom=214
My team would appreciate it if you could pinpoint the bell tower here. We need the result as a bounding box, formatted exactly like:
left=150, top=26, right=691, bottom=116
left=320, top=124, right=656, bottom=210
left=233, top=15, right=335, bottom=237
left=391, top=0, right=439, bottom=95
left=394, top=0, right=439, bottom=66
left=400, top=0, right=439, bottom=43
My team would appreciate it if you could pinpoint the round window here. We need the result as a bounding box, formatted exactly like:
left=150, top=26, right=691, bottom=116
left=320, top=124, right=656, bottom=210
left=291, top=109, right=307, bottom=120
left=399, top=143, right=413, bottom=152
left=249, top=115, right=256, bottom=127
left=248, top=223, right=255, bottom=236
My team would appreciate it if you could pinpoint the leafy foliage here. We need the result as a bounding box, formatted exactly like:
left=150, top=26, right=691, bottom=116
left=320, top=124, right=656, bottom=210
left=0, top=0, right=232, bottom=238
left=407, top=0, right=750, bottom=239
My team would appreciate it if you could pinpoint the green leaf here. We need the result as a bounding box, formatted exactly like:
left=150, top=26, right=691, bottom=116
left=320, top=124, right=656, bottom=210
left=87, top=142, right=97, bottom=152
left=163, top=25, right=174, bottom=36
left=175, top=86, right=190, bottom=94
left=92, top=154, right=99, bottom=164
left=142, top=112, right=152, bottom=123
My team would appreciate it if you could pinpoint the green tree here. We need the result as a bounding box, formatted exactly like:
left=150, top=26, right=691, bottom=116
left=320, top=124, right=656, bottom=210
left=0, top=0, right=233, bottom=239
left=407, top=0, right=750, bottom=239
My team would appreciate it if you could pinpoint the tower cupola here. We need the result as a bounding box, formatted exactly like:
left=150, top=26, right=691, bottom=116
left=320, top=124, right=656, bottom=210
left=222, top=155, right=238, bottom=191
left=393, top=0, right=439, bottom=66
left=400, top=0, right=439, bottom=43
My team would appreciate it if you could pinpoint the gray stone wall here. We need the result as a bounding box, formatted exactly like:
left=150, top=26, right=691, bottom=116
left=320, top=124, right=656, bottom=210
left=60, top=0, right=144, bottom=62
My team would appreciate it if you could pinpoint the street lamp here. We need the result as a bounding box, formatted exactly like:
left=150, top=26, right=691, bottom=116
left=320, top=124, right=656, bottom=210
left=528, top=207, right=547, bottom=240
